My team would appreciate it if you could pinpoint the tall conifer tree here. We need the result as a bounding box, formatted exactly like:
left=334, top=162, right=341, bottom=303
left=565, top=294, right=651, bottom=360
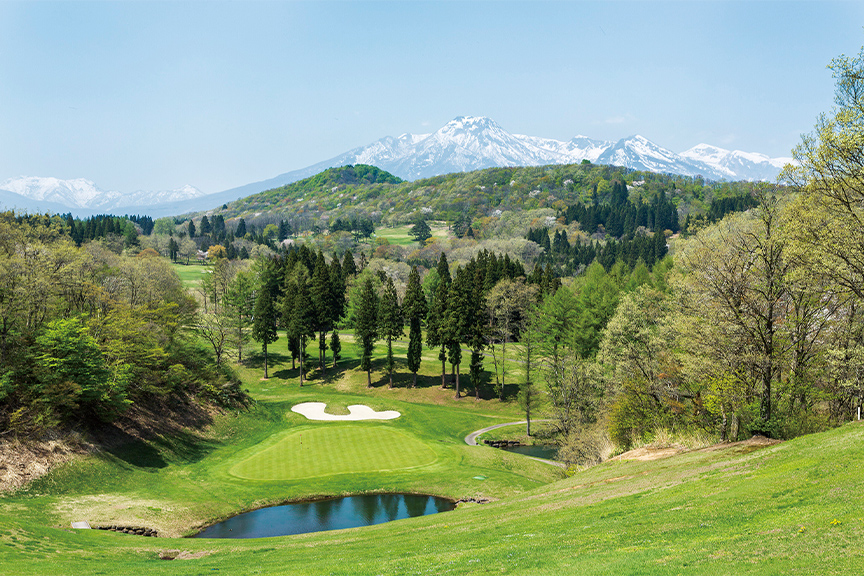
left=355, top=277, right=379, bottom=388
left=403, top=266, right=428, bottom=388
left=426, top=253, right=451, bottom=388
left=252, top=286, right=278, bottom=379
left=379, top=275, right=403, bottom=388
left=311, top=252, right=334, bottom=375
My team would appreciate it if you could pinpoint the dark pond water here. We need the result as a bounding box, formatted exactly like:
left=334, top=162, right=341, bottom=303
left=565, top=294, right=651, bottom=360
left=499, top=444, right=559, bottom=460
left=192, top=494, right=455, bottom=539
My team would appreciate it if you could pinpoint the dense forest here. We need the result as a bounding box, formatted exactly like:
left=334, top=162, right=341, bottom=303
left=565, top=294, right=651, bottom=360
left=188, top=160, right=761, bottom=239
left=0, top=213, right=245, bottom=436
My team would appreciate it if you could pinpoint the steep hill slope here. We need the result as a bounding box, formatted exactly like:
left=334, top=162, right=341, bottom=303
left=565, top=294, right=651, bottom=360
left=3, top=416, right=861, bottom=575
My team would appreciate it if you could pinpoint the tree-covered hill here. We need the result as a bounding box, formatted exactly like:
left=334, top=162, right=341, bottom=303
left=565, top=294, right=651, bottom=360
left=207, top=162, right=763, bottom=237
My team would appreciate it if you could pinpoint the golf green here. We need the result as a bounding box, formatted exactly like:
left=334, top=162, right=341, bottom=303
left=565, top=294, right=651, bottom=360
left=229, top=426, right=437, bottom=480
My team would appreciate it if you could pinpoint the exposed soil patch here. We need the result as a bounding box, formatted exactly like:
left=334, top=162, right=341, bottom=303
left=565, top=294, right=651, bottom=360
left=612, top=435, right=782, bottom=463
left=611, top=446, right=685, bottom=461
left=0, top=395, right=227, bottom=493
left=158, top=549, right=213, bottom=560
left=0, top=435, right=92, bottom=492
left=698, top=434, right=782, bottom=452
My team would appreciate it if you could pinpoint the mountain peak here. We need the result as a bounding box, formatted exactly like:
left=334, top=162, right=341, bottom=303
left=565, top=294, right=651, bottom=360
left=436, top=116, right=504, bottom=136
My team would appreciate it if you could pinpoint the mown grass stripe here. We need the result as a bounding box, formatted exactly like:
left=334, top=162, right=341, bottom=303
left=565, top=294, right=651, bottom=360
left=229, top=426, right=437, bottom=480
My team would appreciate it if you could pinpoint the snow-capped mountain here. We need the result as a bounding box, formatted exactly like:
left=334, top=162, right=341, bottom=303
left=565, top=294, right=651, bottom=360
left=0, top=115, right=794, bottom=218
left=0, top=176, right=121, bottom=209
left=285, top=116, right=789, bottom=184
left=0, top=176, right=205, bottom=213
left=680, top=144, right=793, bottom=182
left=596, top=135, right=721, bottom=179
left=384, top=116, right=569, bottom=179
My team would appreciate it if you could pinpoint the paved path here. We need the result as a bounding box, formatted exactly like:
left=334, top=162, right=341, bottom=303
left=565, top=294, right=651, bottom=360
left=464, top=419, right=566, bottom=469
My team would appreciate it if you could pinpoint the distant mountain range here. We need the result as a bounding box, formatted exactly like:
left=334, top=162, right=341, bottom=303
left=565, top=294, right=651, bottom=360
left=0, top=176, right=207, bottom=217
left=0, top=116, right=792, bottom=217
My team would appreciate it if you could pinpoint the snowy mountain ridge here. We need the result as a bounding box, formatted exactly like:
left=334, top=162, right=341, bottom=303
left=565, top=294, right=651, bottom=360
left=316, top=116, right=791, bottom=182
left=0, top=176, right=205, bottom=212
left=0, top=115, right=793, bottom=217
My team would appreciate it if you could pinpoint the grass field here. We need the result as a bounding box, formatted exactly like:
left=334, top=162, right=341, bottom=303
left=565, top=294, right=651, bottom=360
left=229, top=426, right=437, bottom=480
left=3, top=419, right=863, bottom=575
left=1, top=260, right=862, bottom=574
left=172, top=261, right=209, bottom=289
left=373, top=222, right=451, bottom=247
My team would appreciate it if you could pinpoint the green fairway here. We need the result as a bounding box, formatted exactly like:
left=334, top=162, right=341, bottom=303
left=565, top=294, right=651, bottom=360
left=230, top=426, right=437, bottom=480
left=172, top=261, right=208, bottom=289
left=2, top=300, right=861, bottom=575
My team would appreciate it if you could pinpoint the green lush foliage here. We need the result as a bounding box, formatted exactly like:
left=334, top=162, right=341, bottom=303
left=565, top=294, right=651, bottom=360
left=209, top=162, right=759, bottom=240
left=0, top=213, right=244, bottom=435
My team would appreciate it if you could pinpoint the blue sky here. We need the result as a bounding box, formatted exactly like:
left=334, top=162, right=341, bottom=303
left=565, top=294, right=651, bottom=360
left=1, top=1, right=862, bottom=194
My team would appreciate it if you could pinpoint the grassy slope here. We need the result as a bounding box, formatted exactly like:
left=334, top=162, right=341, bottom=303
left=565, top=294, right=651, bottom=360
left=3, top=420, right=863, bottom=575
left=3, top=269, right=861, bottom=575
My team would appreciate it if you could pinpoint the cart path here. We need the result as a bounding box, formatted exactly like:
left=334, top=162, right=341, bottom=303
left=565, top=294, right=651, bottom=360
left=464, top=419, right=565, bottom=469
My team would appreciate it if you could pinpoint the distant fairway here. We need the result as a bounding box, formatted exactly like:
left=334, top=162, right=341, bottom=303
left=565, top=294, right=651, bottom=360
left=229, top=426, right=437, bottom=480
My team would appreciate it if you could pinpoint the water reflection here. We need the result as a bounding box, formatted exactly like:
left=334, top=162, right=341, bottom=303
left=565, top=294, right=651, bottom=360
left=193, top=494, right=455, bottom=539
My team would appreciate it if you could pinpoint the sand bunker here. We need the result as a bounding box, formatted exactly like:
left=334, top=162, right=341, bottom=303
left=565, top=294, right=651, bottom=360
left=291, top=402, right=401, bottom=421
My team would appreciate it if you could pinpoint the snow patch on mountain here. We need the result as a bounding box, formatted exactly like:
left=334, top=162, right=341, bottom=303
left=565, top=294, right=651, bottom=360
left=2, top=116, right=793, bottom=217
left=680, top=144, right=793, bottom=181
left=0, top=176, right=205, bottom=211
left=307, top=117, right=789, bottom=184
left=0, top=176, right=118, bottom=208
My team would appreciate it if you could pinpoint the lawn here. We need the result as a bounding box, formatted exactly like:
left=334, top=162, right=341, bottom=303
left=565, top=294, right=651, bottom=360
left=229, top=425, right=437, bottom=480
left=2, top=260, right=861, bottom=574
left=172, top=261, right=209, bottom=289
left=3, top=419, right=863, bottom=575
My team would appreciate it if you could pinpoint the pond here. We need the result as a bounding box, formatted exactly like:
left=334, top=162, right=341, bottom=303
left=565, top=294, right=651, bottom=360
left=192, top=494, right=455, bottom=539
left=499, top=444, right=559, bottom=461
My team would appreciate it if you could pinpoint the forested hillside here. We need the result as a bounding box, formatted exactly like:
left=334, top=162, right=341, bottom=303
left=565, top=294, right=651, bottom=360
left=0, top=213, right=245, bottom=437
left=199, top=162, right=763, bottom=239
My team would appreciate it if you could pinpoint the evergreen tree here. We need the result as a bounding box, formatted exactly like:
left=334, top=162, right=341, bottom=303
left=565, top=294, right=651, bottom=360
left=310, top=253, right=335, bottom=376
left=426, top=253, right=451, bottom=388
left=212, top=214, right=225, bottom=237
left=330, top=330, right=342, bottom=364
left=379, top=275, right=404, bottom=388
left=653, top=228, right=668, bottom=262
left=444, top=266, right=473, bottom=398
left=188, top=219, right=196, bottom=238
left=411, top=219, right=432, bottom=243
left=168, top=237, right=179, bottom=262
left=342, top=250, right=358, bottom=278
left=467, top=267, right=487, bottom=400
left=403, top=266, right=427, bottom=388
left=355, top=277, right=379, bottom=388
left=235, top=218, right=247, bottom=237
left=199, top=215, right=212, bottom=235
left=278, top=219, right=291, bottom=241
left=328, top=255, right=346, bottom=369
left=223, top=269, right=255, bottom=365
left=252, top=285, right=278, bottom=379
left=288, top=275, right=315, bottom=385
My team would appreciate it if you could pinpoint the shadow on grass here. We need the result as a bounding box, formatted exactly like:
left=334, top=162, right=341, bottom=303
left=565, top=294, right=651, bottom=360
left=101, top=427, right=221, bottom=469
left=244, top=351, right=291, bottom=372
left=101, top=427, right=167, bottom=469
left=95, top=397, right=222, bottom=469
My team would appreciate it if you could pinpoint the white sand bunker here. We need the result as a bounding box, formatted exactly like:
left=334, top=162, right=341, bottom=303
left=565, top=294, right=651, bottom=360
left=291, top=402, right=401, bottom=421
